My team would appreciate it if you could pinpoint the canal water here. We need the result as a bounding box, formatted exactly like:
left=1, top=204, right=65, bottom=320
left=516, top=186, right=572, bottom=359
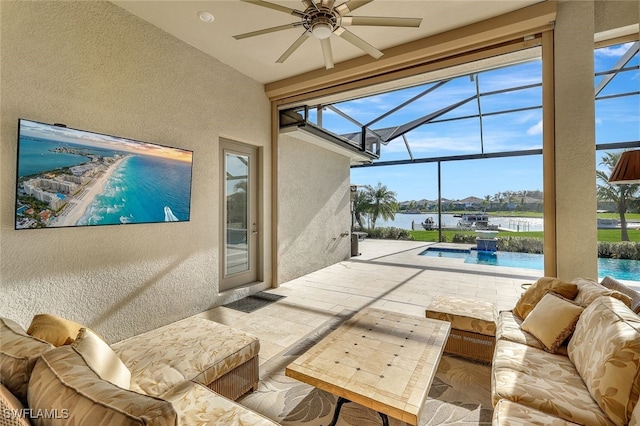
left=373, top=213, right=544, bottom=232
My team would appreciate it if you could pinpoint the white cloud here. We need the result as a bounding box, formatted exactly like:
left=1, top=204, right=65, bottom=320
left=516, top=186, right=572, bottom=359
left=527, top=120, right=543, bottom=135
left=595, top=43, right=634, bottom=58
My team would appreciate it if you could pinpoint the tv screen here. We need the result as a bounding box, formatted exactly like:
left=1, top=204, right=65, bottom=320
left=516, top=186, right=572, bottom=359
left=15, top=119, right=193, bottom=229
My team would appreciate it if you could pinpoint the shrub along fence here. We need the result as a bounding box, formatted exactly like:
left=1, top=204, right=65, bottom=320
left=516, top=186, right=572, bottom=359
left=360, top=227, right=413, bottom=240
left=597, top=241, right=640, bottom=260
left=366, top=228, right=640, bottom=261
left=452, top=234, right=640, bottom=259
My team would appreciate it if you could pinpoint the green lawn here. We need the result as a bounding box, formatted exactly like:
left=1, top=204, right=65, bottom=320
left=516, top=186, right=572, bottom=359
left=409, top=228, right=640, bottom=242
left=434, top=210, right=640, bottom=221
left=596, top=229, right=640, bottom=242
left=597, top=212, right=640, bottom=220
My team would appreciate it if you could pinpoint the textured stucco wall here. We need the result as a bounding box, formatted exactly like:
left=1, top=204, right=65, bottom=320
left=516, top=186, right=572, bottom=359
left=554, top=0, right=597, bottom=280
left=594, top=0, right=639, bottom=33
left=0, top=2, right=271, bottom=342
left=277, top=134, right=351, bottom=284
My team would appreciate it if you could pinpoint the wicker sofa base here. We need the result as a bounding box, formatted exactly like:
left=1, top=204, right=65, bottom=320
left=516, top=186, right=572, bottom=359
left=206, top=355, right=259, bottom=401
left=444, top=328, right=495, bottom=364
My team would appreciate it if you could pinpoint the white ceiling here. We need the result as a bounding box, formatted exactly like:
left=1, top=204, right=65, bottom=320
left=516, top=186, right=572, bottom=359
left=112, top=0, right=544, bottom=84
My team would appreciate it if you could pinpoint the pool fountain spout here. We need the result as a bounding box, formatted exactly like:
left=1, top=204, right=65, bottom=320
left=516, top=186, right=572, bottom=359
left=475, top=230, right=498, bottom=254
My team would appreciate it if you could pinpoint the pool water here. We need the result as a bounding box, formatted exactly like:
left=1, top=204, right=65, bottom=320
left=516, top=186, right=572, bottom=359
left=420, top=248, right=640, bottom=281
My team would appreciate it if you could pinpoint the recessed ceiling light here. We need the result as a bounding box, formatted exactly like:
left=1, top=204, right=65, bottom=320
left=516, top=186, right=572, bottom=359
left=198, top=11, right=215, bottom=23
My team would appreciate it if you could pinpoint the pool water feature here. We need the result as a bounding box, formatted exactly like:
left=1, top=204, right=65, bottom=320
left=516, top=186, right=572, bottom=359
left=420, top=247, right=640, bottom=282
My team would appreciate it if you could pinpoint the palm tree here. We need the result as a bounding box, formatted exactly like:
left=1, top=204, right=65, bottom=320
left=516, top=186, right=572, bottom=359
left=365, top=182, right=399, bottom=229
left=493, top=192, right=503, bottom=211
left=352, top=189, right=371, bottom=230
left=596, top=151, right=640, bottom=241
left=483, top=195, right=491, bottom=210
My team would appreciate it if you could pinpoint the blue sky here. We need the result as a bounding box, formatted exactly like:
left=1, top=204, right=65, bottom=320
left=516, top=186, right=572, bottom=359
left=312, top=42, right=639, bottom=201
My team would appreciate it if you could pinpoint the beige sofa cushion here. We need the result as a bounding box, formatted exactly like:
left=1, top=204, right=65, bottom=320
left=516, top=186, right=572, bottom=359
left=568, top=296, right=640, bottom=426
left=26, top=313, right=86, bottom=347
left=112, top=316, right=260, bottom=397
left=28, top=345, right=177, bottom=426
left=493, top=399, right=582, bottom=425
left=572, top=277, right=632, bottom=308
left=492, top=339, right=611, bottom=425
left=166, top=381, right=279, bottom=425
left=521, top=293, right=584, bottom=353
left=72, top=328, right=131, bottom=389
left=514, top=277, right=578, bottom=320
left=0, top=317, right=54, bottom=405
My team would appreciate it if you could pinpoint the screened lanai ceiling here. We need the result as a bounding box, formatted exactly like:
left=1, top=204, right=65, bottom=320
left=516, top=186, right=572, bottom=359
left=281, top=39, right=640, bottom=167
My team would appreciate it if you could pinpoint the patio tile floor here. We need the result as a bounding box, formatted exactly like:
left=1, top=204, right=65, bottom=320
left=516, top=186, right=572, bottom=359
left=197, top=239, right=541, bottom=369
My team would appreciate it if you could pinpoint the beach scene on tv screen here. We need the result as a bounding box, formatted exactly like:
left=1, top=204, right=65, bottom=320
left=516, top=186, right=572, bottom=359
left=15, top=120, right=193, bottom=229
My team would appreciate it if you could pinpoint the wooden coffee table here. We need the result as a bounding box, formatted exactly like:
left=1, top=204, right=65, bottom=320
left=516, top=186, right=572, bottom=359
left=285, top=308, right=450, bottom=425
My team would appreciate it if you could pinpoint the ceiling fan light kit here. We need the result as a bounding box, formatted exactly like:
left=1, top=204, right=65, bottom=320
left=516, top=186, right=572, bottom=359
left=312, top=22, right=333, bottom=39
left=233, top=0, right=422, bottom=69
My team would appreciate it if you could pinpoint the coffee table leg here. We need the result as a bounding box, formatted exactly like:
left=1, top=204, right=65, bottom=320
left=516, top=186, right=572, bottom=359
left=379, top=412, right=389, bottom=426
left=329, top=397, right=349, bottom=426
left=329, top=397, right=390, bottom=426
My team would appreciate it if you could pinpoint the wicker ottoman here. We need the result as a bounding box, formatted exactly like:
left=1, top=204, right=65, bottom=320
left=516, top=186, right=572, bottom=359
left=426, top=295, right=497, bottom=364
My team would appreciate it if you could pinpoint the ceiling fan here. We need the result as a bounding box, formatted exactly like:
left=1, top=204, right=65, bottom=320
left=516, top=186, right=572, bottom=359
left=233, top=0, right=422, bottom=69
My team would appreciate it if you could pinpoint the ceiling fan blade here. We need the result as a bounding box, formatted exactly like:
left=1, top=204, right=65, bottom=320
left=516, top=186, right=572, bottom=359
left=320, top=38, right=334, bottom=69
left=276, top=31, right=311, bottom=63
left=321, top=0, right=336, bottom=8
left=334, top=27, right=383, bottom=59
left=302, top=0, right=320, bottom=10
left=233, top=23, right=301, bottom=40
left=341, top=16, right=422, bottom=28
left=240, top=0, right=304, bottom=18
left=335, top=0, right=372, bottom=15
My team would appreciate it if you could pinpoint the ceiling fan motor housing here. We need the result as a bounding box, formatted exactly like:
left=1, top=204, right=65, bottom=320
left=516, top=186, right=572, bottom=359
left=233, top=0, right=422, bottom=68
left=303, top=6, right=338, bottom=39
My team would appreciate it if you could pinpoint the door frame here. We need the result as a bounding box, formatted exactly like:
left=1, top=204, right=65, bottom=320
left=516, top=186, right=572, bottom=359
left=219, top=139, right=262, bottom=292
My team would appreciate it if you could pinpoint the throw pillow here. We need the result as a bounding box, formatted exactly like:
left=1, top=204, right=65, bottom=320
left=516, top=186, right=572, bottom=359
left=568, top=296, right=640, bottom=426
left=572, top=277, right=632, bottom=308
left=72, top=328, right=131, bottom=389
left=26, top=314, right=86, bottom=347
left=521, top=293, right=584, bottom=353
left=0, top=317, right=54, bottom=405
left=28, top=345, right=177, bottom=425
left=513, top=276, right=579, bottom=320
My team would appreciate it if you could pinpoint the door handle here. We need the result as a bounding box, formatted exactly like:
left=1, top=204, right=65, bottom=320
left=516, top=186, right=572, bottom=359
left=252, top=223, right=258, bottom=235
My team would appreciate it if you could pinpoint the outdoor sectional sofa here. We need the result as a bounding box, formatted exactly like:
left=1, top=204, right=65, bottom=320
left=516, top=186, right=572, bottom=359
left=0, top=315, right=279, bottom=425
left=428, top=275, right=640, bottom=425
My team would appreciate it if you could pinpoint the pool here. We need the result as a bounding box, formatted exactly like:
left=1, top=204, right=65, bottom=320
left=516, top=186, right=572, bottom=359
left=420, top=248, right=640, bottom=281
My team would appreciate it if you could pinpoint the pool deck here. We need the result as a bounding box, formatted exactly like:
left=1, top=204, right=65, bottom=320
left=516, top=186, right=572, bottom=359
left=204, top=239, right=638, bottom=365
left=200, top=239, right=638, bottom=363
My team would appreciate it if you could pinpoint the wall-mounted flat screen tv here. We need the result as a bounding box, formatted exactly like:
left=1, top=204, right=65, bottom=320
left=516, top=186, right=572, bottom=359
left=15, top=119, right=193, bottom=229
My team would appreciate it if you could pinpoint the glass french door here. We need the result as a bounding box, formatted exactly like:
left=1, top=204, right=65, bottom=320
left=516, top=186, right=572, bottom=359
left=220, top=140, right=258, bottom=291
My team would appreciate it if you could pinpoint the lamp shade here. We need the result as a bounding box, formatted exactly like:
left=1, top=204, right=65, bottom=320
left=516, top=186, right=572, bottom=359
left=609, top=150, right=640, bottom=184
